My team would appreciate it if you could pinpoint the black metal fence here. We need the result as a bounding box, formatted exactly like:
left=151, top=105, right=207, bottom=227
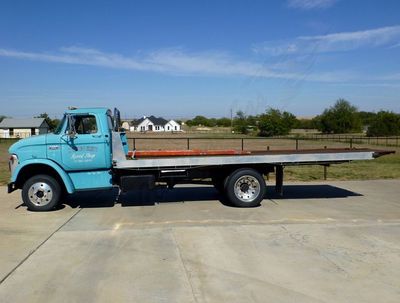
left=2, top=135, right=398, bottom=150
left=290, top=134, right=400, bottom=147
left=126, top=135, right=400, bottom=151
left=127, top=136, right=357, bottom=151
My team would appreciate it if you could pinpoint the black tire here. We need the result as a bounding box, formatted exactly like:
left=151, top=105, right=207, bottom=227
left=225, top=168, right=266, bottom=207
left=22, top=174, right=61, bottom=211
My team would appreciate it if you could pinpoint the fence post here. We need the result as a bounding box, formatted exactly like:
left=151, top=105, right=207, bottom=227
left=386, top=137, right=388, bottom=146
left=133, top=138, right=136, bottom=150
left=241, top=138, right=244, bottom=151
left=350, top=138, right=353, bottom=149
left=295, top=138, right=298, bottom=150
left=187, top=138, right=190, bottom=150
left=323, top=145, right=327, bottom=180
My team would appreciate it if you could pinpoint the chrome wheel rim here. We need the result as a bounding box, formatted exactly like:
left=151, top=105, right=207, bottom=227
left=28, top=182, right=53, bottom=206
left=233, top=175, right=261, bottom=202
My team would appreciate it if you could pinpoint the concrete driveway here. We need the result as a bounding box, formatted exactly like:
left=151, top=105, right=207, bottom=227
left=0, top=180, right=399, bottom=303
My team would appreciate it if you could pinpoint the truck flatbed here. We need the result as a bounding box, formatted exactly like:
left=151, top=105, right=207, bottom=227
left=113, top=147, right=392, bottom=169
left=112, top=132, right=393, bottom=169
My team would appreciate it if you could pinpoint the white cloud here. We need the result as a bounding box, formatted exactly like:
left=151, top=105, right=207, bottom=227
left=0, top=45, right=397, bottom=85
left=0, top=47, right=147, bottom=70
left=287, top=0, right=338, bottom=10
left=0, top=46, right=349, bottom=82
left=254, top=25, right=400, bottom=55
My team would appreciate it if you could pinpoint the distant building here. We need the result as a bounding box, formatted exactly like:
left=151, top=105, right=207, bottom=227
left=164, top=120, right=181, bottom=132
left=121, top=121, right=130, bottom=130
left=0, top=118, right=49, bottom=138
left=130, top=116, right=181, bottom=132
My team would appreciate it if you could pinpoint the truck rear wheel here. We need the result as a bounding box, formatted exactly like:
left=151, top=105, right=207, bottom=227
left=22, top=175, right=61, bottom=211
left=225, top=168, right=266, bottom=207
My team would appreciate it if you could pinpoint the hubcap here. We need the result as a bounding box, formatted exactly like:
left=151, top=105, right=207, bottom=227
left=28, top=182, right=53, bottom=206
left=234, top=175, right=261, bottom=202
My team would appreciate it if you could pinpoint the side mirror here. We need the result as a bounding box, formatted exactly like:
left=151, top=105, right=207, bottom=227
left=66, top=130, right=76, bottom=139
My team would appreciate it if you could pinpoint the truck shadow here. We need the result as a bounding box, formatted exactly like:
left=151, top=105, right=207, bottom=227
left=63, top=184, right=362, bottom=209
left=269, top=184, right=363, bottom=200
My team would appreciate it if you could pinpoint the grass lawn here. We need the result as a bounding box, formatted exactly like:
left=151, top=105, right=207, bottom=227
left=284, top=152, right=400, bottom=181
left=0, top=141, right=13, bottom=185
left=0, top=137, right=399, bottom=186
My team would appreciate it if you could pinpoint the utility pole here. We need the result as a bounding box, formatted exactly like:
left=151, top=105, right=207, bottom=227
left=230, top=107, right=233, bottom=133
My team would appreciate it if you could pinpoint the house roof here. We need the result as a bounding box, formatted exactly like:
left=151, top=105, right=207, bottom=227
left=0, top=118, right=48, bottom=128
left=132, top=115, right=168, bottom=126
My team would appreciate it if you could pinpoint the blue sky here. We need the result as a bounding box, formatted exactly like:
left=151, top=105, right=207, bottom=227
left=0, top=0, right=399, bottom=119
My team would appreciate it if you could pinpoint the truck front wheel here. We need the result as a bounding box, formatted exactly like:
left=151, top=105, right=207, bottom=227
left=225, top=168, right=266, bottom=207
left=22, top=175, right=61, bottom=211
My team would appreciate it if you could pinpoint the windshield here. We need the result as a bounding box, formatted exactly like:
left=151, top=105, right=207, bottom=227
left=53, top=115, right=66, bottom=134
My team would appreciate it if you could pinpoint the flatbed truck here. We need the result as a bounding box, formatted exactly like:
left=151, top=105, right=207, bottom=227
left=7, top=107, right=394, bottom=211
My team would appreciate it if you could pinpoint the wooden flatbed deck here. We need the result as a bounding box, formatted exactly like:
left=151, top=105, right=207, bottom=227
left=127, top=148, right=394, bottom=159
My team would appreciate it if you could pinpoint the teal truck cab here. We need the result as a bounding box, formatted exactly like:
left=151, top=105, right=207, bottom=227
left=8, top=107, right=128, bottom=210
left=7, top=107, right=393, bottom=211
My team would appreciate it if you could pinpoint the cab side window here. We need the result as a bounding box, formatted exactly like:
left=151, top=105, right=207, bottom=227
left=74, top=115, right=98, bottom=134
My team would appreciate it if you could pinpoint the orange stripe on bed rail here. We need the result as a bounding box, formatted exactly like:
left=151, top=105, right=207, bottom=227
left=127, top=149, right=251, bottom=158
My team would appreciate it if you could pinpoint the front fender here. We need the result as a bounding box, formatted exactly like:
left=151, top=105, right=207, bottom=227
left=12, top=159, right=75, bottom=194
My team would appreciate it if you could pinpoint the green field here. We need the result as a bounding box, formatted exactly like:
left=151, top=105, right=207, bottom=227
left=1, top=137, right=399, bottom=186
left=0, top=141, right=12, bottom=185
left=283, top=152, right=400, bottom=181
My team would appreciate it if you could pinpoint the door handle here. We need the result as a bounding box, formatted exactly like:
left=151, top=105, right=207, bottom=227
left=92, top=134, right=102, bottom=138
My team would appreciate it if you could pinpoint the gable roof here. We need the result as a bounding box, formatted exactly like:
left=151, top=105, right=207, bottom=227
left=132, top=115, right=168, bottom=126
left=0, top=118, right=48, bottom=128
left=166, top=119, right=180, bottom=126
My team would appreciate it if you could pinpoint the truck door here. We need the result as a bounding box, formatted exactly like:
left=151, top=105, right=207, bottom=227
left=60, top=114, right=109, bottom=171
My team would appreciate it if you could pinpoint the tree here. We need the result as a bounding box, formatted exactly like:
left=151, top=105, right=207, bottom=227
left=186, top=115, right=210, bottom=127
left=207, top=118, right=217, bottom=127
left=358, top=111, right=377, bottom=127
left=233, top=111, right=249, bottom=134
left=366, top=111, right=400, bottom=137
left=258, top=108, right=297, bottom=137
left=35, top=113, right=60, bottom=131
left=317, top=99, right=362, bottom=134
left=216, top=117, right=231, bottom=127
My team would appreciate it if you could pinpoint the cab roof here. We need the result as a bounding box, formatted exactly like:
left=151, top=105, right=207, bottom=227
left=65, top=107, right=111, bottom=115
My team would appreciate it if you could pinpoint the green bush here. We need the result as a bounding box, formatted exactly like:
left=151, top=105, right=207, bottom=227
left=316, top=99, right=362, bottom=134
left=258, top=108, right=297, bottom=137
left=233, top=111, right=249, bottom=134
left=367, top=111, right=400, bottom=136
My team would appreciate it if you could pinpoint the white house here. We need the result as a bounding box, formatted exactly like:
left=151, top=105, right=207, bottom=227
left=164, top=120, right=181, bottom=132
left=121, top=121, right=130, bottom=130
left=131, top=116, right=181, bottom=132
left=0, top=118, right=50, bottom=138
